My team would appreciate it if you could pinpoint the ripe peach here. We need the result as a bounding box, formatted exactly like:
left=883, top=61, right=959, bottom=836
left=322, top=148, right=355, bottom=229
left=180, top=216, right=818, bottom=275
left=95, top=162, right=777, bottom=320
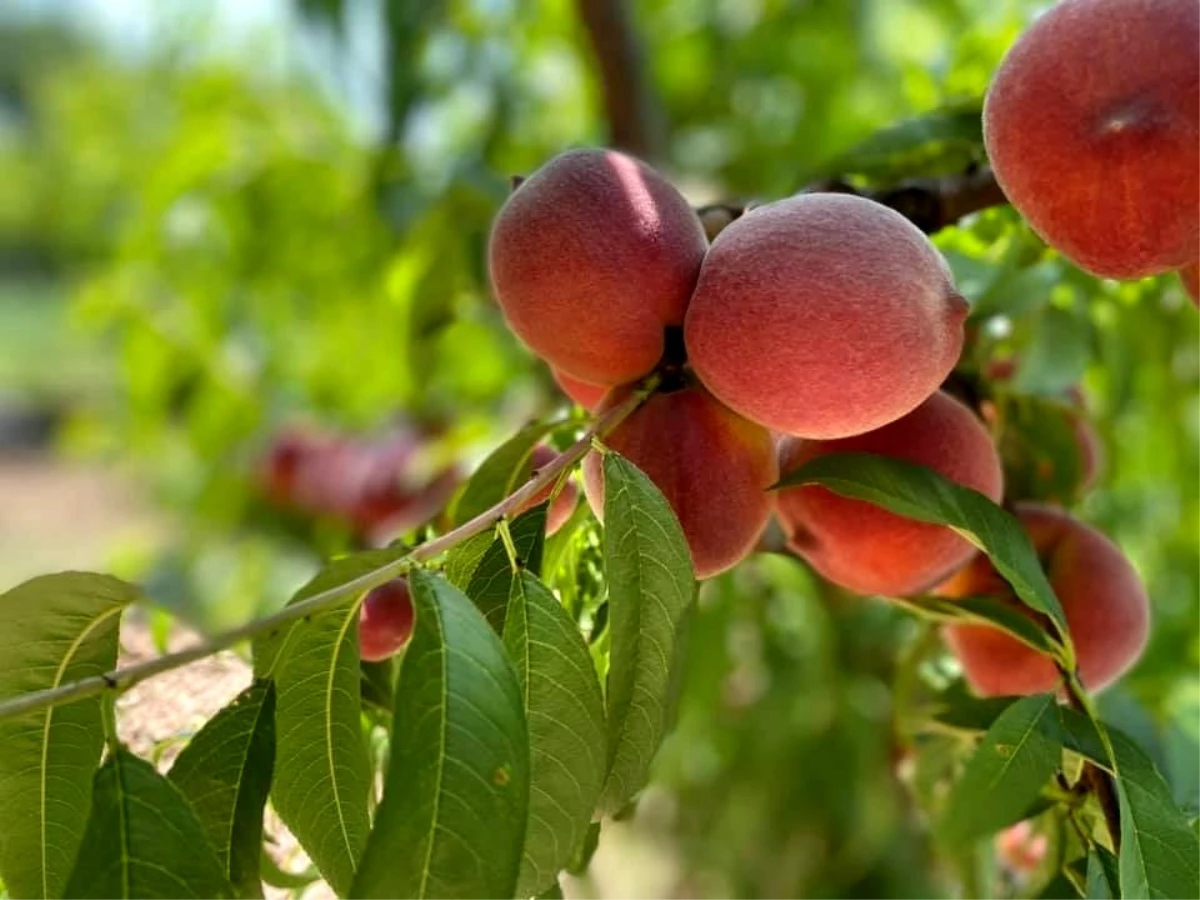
left=983, top=0, right=1199, bottom=279
left=358, top=579, right=415, bottom=662
left=582, top=383, right=777, bottom=578
left=551, top=367, right=608, bottom=412
left=516, top=445, right=580, bottom=536
left=489, top=149, right=708, bottom=385
left=775, top=391, right=1004, bottom=597
left=939, top=503, right=1149, bottom=696
left=683, top=193, right=967, bottom=439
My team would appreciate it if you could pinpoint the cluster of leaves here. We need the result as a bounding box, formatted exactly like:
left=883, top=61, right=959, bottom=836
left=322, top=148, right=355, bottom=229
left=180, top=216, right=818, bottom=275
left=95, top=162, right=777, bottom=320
left=1, top=440, right=1196, bottom=899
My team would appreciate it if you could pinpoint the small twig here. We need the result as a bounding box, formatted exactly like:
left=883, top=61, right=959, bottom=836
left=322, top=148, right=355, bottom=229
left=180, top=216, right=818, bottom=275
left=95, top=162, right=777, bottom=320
left=708, top=167, right=1007, bottom=239
left=575, top=0, right=665, bottom=161
left=0, top=387, right=652, bottom=724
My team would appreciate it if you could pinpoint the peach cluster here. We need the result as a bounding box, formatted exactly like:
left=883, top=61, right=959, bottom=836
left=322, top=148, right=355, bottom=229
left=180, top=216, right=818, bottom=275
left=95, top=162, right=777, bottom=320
left=490, top=148, right=966, bottom=577
left=488, top=145, right=1151, bottom=697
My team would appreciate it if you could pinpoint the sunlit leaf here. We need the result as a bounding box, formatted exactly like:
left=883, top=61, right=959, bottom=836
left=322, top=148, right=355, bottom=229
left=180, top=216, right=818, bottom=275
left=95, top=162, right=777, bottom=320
left=0, top=572, right=135, bottom=900
left=503, top=570, right=605, bottom=896
left=64, top=748, right=233, bottom=898
left=598, top=452, right=695, bottom=814
left=168, top=681, right=276, bottom=899
left=352, top=570, right=528, bottom=899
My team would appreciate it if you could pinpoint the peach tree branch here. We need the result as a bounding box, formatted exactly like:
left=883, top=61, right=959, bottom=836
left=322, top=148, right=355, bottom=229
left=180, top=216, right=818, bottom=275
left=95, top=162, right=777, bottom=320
left=0, top=385, right=653, bottom=723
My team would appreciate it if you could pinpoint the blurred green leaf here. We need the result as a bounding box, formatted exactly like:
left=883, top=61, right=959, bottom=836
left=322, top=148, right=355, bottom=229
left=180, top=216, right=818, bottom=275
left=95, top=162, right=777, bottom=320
left=169, top=680, right=276, bottom=899
left=598, top=452, right=695, bottom=815
left=938, top=693, right=1061, bottom=847
left=352, top=570, right=528, bottom=899
left=0, top=573, right=135, bottom=900
left=503, top=570, right=605, bottom=897
left=64, top=748, right=233, bottom=899
left=819, top=101, right=984, bottom=182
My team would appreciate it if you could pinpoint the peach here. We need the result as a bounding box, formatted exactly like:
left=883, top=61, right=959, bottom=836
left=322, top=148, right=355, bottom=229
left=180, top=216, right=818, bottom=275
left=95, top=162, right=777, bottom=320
left=983, top=0, right=1199, bottom=279
left=516, top=445, right=580, bottom=536
left=551, top=367, right=608, bottom=411
left=582, top=383, right=777, bottom=578
left=939, top=503, right=1149, bottom=696
left=683, top=193, right=967, bottom=439
left=775, top=391, right=1004, bottom=596
left=489, top=149, right=708, bottom=385
left=358, top=579, right=415, bottom=662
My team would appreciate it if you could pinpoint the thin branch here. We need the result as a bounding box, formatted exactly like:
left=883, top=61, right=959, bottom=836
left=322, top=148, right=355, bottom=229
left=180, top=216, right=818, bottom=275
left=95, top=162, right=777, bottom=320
left=575, top=0, right=665, bottom=162
left=698, top=166, right=1008, bottom=238
left=0, top=387, right=652, bottom=724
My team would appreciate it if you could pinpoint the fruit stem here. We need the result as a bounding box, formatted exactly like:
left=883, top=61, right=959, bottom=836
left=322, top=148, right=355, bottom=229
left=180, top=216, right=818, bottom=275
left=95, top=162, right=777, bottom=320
left=0, top=380, right=659, bottom=723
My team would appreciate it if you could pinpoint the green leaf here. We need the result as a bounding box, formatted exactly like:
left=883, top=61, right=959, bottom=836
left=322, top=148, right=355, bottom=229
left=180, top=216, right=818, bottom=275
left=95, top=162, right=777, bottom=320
left=351, top=569, right=529, bottom=899
left=1086, top=845, right=1120, bottom=899
left=1111, top=729, right=1200, bottom=900
left=894, top=593, right=1057, bottom=654
left=465, top=505, right=546, bottom=632
left=255, top=552, right=396, bottom=896
left=444, top=530, right=495, bottom=590
left=0, top=572, right=136, bottom=900
left=819, top=100, right=984, bottom=181
left=503, top=570, right=605, bottom=897
left=927, top=685, right=1017, bottom=734
left=598, top=452, right=696, bottom=815
left=450, top=423, right=553, bottom=526
left=63, top=747, right=233, bottom=898
left=939, top=694, right=1062, bottom=847
left=168, top=681, right=276, bottom=899
left=775, top=453, right=1069, bottom=644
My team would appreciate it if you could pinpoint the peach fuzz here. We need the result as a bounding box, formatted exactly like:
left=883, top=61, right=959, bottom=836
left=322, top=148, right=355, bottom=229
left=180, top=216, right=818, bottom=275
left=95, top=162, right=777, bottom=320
left=583, top=383, right=777, bottom=579
left=684, top=192, right=967, bottom=439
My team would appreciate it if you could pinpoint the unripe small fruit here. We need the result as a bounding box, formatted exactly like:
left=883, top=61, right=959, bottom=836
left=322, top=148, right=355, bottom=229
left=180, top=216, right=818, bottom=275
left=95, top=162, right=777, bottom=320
left=358, top=579, right=415, bottom=662
left=983, top=0, right=1199, bottom=279
left=583, top=384, right=777, bottom=579
left=489, top=149, right=708, bottom=385
left=775, top=391, right=1004, bottom=597
left=684, top=193, right=967, bottom=439
left=939, top=503, right=1149, bottom=696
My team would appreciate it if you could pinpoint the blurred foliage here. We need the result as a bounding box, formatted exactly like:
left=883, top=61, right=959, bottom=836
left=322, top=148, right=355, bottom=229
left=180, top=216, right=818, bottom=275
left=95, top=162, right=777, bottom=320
left=0, top=1, right=1195, bottom=897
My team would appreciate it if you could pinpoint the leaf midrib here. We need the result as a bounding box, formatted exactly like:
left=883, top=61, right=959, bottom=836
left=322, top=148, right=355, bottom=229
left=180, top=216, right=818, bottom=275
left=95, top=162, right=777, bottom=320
left=327, top=607, right=361, bottom=879
left=40, top=605, right=123, bottom=898
left=418, top=594, right=448, bottom=899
